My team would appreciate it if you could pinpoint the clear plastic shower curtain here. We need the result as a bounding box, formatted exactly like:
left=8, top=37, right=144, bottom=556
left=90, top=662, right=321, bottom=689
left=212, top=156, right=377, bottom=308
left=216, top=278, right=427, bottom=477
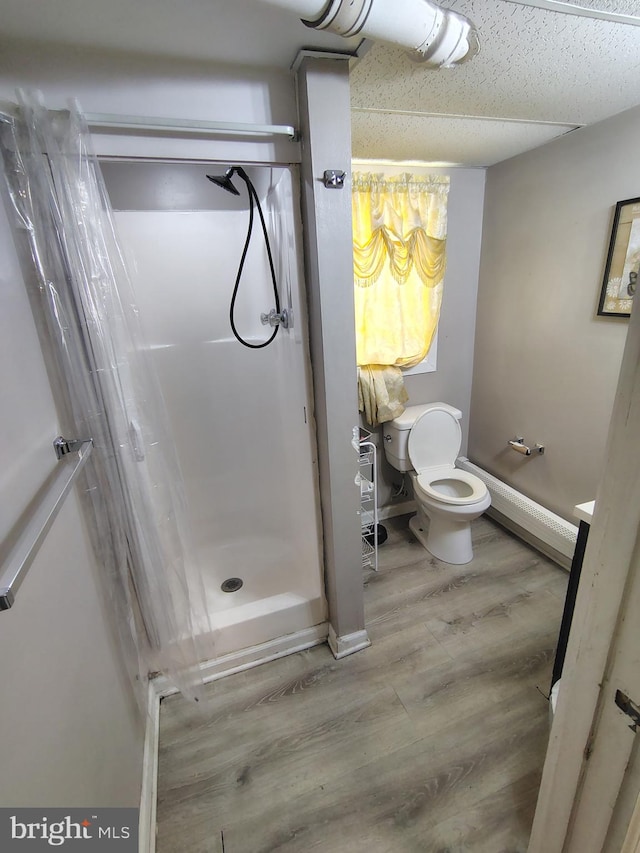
left=0, top=93, right=213, bottom=708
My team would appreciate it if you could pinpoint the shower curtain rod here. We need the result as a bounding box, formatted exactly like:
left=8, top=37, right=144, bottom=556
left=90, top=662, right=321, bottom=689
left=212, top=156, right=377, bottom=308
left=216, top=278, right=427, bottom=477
left=0, top=104, right=297, bottom=140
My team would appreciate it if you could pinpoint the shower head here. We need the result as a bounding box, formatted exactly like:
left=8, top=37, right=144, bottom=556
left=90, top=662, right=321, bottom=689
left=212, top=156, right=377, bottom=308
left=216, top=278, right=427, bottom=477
left=206, top=167, right=240, bottom=196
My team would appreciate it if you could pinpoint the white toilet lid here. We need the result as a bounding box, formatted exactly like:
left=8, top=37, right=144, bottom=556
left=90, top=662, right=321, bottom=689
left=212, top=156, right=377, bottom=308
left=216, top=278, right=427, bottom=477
left=408, top=407, right=462, bottom=471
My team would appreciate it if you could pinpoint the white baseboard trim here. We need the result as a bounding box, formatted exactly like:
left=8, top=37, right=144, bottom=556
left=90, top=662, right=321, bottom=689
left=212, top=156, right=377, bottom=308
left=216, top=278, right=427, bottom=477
left=154, top=623, right=329, bottom=699
left=197, top=623, right=329, bottom=687
left=139, top=679, right=160, bottom=853
left=378, top=500, right=416, bottom=521
left=327, top=624, right=371, bottom=659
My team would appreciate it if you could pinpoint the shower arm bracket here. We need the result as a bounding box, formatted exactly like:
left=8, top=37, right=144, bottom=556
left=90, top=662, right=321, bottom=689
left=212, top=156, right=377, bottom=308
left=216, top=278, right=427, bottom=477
left=261, top=308, right=292, bottom=329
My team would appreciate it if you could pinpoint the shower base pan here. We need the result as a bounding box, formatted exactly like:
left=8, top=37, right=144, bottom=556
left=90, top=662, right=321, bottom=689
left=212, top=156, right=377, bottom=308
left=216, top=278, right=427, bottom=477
left=203, top=590, right=327, bottom=659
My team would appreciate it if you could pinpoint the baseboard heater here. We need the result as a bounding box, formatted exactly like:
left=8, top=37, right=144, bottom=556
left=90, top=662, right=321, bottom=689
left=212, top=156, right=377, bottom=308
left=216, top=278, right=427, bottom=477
left=457, top=457, right=577, bottom=570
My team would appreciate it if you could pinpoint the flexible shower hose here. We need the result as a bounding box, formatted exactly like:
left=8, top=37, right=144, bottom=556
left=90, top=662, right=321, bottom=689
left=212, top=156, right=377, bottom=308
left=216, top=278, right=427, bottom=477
left=229, top=168, right=281, bottom=349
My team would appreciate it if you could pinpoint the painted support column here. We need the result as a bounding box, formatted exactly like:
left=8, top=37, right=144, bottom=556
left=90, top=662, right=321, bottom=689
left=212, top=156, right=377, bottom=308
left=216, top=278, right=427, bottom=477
left=295, top=55, right=370, bottom=658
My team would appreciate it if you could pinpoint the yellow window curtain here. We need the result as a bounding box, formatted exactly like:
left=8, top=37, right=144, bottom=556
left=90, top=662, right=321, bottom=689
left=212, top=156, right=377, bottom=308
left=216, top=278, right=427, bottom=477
left=353, top=172, right=449, bottom=367
left=353, top=172, right=449, bottom=426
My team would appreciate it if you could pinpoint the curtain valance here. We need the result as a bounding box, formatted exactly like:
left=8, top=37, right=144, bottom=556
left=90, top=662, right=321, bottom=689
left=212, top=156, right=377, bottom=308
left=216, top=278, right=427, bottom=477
left=353, top=172, right=448, bottom=289
left=354, top=226, right=446, bottom=288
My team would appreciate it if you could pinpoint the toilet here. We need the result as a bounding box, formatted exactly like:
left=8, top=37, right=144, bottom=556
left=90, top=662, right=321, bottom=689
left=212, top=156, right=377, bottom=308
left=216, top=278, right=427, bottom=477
left=383, top=403, right=490, bottom=564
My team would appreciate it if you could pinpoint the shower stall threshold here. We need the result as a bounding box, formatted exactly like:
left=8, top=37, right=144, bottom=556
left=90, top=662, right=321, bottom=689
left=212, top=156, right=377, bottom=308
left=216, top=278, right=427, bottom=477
left=200, top=591, right=327, bottom=659
left=199, top=622, right=328, bottom=685
left=154, top=622, right=328, bottom=698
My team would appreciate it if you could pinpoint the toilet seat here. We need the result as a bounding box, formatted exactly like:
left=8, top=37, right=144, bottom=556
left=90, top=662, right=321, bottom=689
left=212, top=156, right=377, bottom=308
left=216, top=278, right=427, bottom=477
left=408, top=408, right=488, bottom=507
left=414, top=465, right=488, bottom=506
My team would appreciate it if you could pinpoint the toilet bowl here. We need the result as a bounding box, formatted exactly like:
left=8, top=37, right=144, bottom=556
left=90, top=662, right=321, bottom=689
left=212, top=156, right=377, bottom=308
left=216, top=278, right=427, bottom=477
left=383, top=403, right=490, bottom=564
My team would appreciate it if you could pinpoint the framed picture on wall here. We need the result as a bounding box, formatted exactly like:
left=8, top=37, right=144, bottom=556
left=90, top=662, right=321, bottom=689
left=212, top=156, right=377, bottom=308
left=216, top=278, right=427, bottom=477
left=598, top=196, right=640, bottom=317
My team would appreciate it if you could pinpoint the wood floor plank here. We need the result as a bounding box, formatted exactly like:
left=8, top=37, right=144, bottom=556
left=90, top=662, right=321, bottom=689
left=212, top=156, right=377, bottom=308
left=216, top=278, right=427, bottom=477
left=158, top=684, right=420, bottom=835
left=219, top=695, right=549, bottom=852
left=365, top=537, right=562, bottom=644
left=390, top=626, right=556, bottom=737
left=156, top=515, right=568, bottom=853
left=423, top=768, right=542, bottom=852
left=423, top=583, right=563, bottom=661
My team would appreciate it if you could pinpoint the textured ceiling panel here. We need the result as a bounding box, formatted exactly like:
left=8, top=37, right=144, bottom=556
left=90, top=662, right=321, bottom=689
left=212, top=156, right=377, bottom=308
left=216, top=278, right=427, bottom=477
left=351, top=111, right=577, bottom=166
left=351, top=0, right=640, bottom=125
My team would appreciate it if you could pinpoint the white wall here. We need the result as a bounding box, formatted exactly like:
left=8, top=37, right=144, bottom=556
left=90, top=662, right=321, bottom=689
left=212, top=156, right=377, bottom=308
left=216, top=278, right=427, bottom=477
left=0, top=193, right=143, bottom=807
left=469, top=104, right=640, bottom=521
left=352, top=163, right=486, bottom=508
left=0, top=38, right=299, bottom=164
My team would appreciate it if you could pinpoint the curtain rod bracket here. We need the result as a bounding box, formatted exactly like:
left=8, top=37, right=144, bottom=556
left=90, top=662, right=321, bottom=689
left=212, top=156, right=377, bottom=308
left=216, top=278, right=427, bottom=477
left=323, top=170, right=346, bottom=188
left=53, top=435, right=94, bottom=460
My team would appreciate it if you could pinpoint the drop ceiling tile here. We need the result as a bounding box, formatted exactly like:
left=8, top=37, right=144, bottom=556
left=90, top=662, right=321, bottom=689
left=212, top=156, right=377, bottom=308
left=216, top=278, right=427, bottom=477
left=351, top=0, right=640, bottom=125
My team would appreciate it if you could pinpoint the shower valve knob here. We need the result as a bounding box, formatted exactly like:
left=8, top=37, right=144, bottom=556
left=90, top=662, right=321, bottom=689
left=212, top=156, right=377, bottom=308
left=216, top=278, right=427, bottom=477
left=260, top=308, right=291, bottom=329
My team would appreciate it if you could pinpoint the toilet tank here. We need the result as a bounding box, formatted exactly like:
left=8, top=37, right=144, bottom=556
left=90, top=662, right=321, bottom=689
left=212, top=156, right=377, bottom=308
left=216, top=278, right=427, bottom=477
left=382, top=402, right=463, bottom=472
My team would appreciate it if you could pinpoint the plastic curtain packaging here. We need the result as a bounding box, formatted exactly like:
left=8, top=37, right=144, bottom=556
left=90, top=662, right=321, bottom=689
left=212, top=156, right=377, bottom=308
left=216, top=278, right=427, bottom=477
left=0, top=92, right=215, bottom=708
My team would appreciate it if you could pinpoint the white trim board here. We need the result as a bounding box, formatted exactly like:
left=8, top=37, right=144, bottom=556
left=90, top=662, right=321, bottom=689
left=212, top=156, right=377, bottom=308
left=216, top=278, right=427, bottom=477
left=529, top=268, right=640, bottom=846
left=327, top=624, right=371, bottom=659
left=138, top=680, right=160, bottom=853
left=154, top=624, right=328, bottom=700
left=198, top=624, right=328, bottom=687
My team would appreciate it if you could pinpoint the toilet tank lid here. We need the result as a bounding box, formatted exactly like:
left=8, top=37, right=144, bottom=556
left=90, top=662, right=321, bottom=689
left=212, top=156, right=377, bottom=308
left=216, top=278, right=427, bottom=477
left=387, top=402, right=463, bottom=430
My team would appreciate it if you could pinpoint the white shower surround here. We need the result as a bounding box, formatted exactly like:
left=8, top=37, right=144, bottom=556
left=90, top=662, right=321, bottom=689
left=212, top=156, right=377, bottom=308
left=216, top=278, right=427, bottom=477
left=109, top=164, right=327, bottom=658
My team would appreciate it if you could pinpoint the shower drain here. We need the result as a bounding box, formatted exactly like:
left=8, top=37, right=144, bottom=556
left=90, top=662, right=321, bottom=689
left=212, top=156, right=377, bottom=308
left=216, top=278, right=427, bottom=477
left=221, top=577, right=243, bottom=593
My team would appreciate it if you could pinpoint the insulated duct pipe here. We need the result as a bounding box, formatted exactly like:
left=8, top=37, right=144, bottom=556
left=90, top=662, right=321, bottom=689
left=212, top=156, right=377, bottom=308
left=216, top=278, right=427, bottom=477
left=264, top=0, right=479, bottom=68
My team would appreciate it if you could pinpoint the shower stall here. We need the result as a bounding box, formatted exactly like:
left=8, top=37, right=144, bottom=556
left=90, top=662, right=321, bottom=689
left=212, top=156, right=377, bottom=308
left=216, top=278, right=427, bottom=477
left=101, top=160, right=327, bottom=659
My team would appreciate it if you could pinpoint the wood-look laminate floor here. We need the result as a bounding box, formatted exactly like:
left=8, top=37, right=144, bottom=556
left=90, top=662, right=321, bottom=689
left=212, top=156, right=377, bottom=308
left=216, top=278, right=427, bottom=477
left=156, top=515, right=568, bottom=853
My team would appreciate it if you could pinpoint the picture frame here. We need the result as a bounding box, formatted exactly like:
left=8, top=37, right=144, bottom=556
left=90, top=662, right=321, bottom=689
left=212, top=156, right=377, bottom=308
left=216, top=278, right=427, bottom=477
left=598, top=196, right=640, bottom=317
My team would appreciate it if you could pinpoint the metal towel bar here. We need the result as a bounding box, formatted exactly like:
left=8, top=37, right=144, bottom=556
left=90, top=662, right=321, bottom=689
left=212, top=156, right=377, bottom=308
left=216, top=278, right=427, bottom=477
left=0, top=437, right=93, bottom=611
